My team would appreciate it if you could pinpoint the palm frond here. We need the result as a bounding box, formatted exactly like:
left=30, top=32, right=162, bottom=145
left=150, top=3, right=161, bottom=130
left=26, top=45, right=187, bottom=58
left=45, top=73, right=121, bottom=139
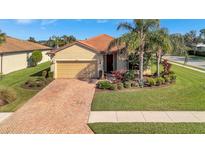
left=117, top=22, right=134, bottom=31
left=107, top=37, right=123, bottom=51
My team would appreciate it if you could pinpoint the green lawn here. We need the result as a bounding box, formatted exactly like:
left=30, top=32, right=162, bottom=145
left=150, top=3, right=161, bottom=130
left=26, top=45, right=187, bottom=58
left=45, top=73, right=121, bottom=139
left=0, top=62, right=50, bottom=112
left=92, top=64, right=205, bottom=111
left=189, top=55, right=205, bottom=61
left=89, top=123, right=205, bottom=134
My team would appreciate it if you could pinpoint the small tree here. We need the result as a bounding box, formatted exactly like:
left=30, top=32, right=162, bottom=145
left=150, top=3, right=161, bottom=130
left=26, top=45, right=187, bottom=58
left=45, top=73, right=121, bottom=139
left=30, top=50, right=42, bottom=66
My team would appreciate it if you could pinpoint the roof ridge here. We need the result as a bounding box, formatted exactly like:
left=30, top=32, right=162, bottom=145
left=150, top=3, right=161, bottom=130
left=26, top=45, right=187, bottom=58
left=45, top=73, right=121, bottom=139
left=85, top=34, right=113, bottom=41
left=6, top=36, right=50, bottom=48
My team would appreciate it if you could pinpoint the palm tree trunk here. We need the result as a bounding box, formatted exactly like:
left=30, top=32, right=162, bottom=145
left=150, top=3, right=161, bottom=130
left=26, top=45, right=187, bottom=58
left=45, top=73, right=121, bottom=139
left=156, top=50, right=161, bottom=77
left=157, top=56, right=160, bottom=77
left=139, top=51, right=144, bottom=82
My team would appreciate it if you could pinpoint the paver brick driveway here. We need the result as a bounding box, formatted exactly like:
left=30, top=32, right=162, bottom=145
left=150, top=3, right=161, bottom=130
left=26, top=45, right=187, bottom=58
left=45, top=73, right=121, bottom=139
left=0, top=79, right=96, bottom=134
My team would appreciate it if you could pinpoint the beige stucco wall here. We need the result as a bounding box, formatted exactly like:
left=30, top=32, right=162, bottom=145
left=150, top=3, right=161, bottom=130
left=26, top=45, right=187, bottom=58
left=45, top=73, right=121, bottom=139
left=2, top=52, right=28, bottom=74
left=53, top=44, right=103, bottom=78
left=1, top=50, right=51, bottom=74
left=117, top=51, right=128, bottom=70
left=40, top=50, right=51, bottom=63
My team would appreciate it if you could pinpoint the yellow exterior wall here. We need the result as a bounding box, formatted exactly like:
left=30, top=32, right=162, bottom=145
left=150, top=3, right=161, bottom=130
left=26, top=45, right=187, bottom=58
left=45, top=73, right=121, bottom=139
left=54, top=44, right=103, bottom=78
left=56, top=61, right=97, bottom=79
left=2, top=50, right=51, bottom=74
left=2, top=52, right=28, bottom=74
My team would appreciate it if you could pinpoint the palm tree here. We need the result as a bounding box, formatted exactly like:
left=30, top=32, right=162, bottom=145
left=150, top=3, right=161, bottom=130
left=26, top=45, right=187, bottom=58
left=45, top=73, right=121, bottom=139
left=170, top=33, right=189, bottom=64
left=62, top=35, right=76, bottom=44
left=0, top=30, right=6, bottom=45
left=109, top=19, right=159, bottom=85
left=149, top=28, right=172, bottom=77
left=28, top=37, right=36, bottom=43
left=200, top=29, right=205, bottom=40
left=184, top=30, right=199, bottom=55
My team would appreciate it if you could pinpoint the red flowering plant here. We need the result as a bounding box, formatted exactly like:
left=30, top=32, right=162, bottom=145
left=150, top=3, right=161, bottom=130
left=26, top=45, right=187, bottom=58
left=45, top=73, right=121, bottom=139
left=162, top=59, right=172, bottom=75
left=111, top=69, right=127, bottom=83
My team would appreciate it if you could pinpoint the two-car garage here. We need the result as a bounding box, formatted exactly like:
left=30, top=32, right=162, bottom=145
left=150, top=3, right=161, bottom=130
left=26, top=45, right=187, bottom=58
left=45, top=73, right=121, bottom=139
left=55, top=60, right=97, bottom=79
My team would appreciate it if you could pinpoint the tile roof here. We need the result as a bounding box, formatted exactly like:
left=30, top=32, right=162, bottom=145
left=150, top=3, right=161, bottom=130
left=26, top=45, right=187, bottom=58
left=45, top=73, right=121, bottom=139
left=0, top=36, right=51, bottom=53
left=51, top=34, right=124, bottom=54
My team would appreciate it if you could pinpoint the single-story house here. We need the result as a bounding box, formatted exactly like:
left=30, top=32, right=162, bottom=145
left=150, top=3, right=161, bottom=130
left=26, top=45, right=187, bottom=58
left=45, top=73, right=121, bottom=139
left=0, top=36, right=51, bottom=74
left=50, top=34, right=128, bottom=79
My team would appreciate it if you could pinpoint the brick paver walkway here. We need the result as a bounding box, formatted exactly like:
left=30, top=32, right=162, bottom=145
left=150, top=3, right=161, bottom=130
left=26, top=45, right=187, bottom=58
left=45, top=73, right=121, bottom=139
left=0, top=79, right=95, bottom=134
left=89, top=111, right=205, bottom=123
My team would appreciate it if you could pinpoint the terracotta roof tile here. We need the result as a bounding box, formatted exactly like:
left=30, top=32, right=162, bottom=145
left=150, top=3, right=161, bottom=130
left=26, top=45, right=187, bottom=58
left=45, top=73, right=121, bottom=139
left=0, top=36, right=51, bottom=53
left=51, top=34, right=124, bottom=54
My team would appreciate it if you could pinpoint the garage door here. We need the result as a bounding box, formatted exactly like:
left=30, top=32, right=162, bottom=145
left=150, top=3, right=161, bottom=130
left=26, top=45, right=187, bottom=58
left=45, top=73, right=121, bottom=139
left=56, top=60, right=97, bottom=79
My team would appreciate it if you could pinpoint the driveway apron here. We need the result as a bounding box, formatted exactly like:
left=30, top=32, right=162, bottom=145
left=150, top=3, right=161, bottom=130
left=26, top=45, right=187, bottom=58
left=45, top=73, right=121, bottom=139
left=0, top=79, right=95, bottom=134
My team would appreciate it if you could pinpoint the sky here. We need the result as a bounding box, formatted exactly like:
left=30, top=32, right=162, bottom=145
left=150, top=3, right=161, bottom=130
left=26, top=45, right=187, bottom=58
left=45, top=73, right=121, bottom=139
left=0, top=19, right=205, bottom=41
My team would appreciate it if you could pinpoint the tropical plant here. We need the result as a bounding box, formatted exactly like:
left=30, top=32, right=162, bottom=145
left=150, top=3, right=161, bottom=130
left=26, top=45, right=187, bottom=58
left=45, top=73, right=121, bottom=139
left=199, top=29, right=205, bottom=41
left=162, top=59, right=172, bottom=75
left=28, top=37, right=36, bottom=43
left=111, top=70, right=126, bottom=83
left=0, top=30, right=6, bottom=45
left=149, top=28, right=172, bottom=77
left=46, top=35, right=76, bottom=48
left=128, top=52, right=152, bottom=70
left=146, top=77, right=156, bottom=87
left=184, top=30, right=199, bottom=55
left=108, top=19, right=159, bottom=87
left=170, top=33, right=190, bottom=64
left=123, top=70, right=135, bottom=81
left=62, top=35, right=76, bottom=44
left=97, top=80, right=112, bottom=89
left=30, top=50, right=43, bottom=66
left=123, top=81, right=131, bottom=88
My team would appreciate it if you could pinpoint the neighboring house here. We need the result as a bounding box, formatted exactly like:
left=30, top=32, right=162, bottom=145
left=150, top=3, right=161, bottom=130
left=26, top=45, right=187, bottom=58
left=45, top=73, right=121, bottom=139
left=188, top=43, right=205, bottom=56
left=0, top=36, right=51, bottom=74
left=50, top=34, right=128, bottom=79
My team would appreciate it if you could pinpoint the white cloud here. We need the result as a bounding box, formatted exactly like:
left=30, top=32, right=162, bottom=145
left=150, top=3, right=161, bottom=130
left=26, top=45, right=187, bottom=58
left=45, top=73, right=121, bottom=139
left=41, top=19, right=58, bottom=26
left=96, top=19, right=108, bottom=23
left=16, top=19, right=34, bottom=24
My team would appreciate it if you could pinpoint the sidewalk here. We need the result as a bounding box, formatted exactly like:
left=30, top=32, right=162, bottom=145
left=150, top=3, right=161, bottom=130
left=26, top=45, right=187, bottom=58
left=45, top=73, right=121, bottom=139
left=164, top=55, right=205, bottom=71
left=0, top=113, right=12, bottom=123
left=168, top=61, right=205, bottom=73
left=88, top=111, right=205, bottom=123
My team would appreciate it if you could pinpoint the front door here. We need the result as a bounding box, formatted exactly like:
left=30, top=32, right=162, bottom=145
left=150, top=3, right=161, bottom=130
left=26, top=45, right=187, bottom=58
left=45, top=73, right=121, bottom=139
left=107, top=54, right=113, bottom=72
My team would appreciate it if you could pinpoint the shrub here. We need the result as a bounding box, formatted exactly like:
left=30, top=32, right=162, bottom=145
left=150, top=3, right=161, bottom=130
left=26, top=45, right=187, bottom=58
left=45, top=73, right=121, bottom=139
left=146, top=77, right=156, bottom=87
left=169, top=74, right=177, bottom=82
left=48, top=71, right=54, bottom=78
left=109, top=84, right=118, bottom=90
left=123, top=70, right=135, bottom=81
left=162, top=59, right=172, bottom=75
left=24, top=77, right=47, bottom=89
left=131, top=81, right=139, bottom=87
left=46, top=77, right=53, bottom=84
left=97, top=80, right=112, bottom=89
left=117, top=83, right=124, bottom=90
left=30, top=50, right=42, bottom=66
left=123, top=81, right=131, bottom=88
left=111, top=70, right=126, bottom=83
left=169, top=71, right=175, bottom=75
left=155, top=77, right=165, bottom=86
left=0, top=87, right=17, bottom=104
left=163, top=75, right=171, bottom=83
left=42, top=70, right=47, bottom=78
